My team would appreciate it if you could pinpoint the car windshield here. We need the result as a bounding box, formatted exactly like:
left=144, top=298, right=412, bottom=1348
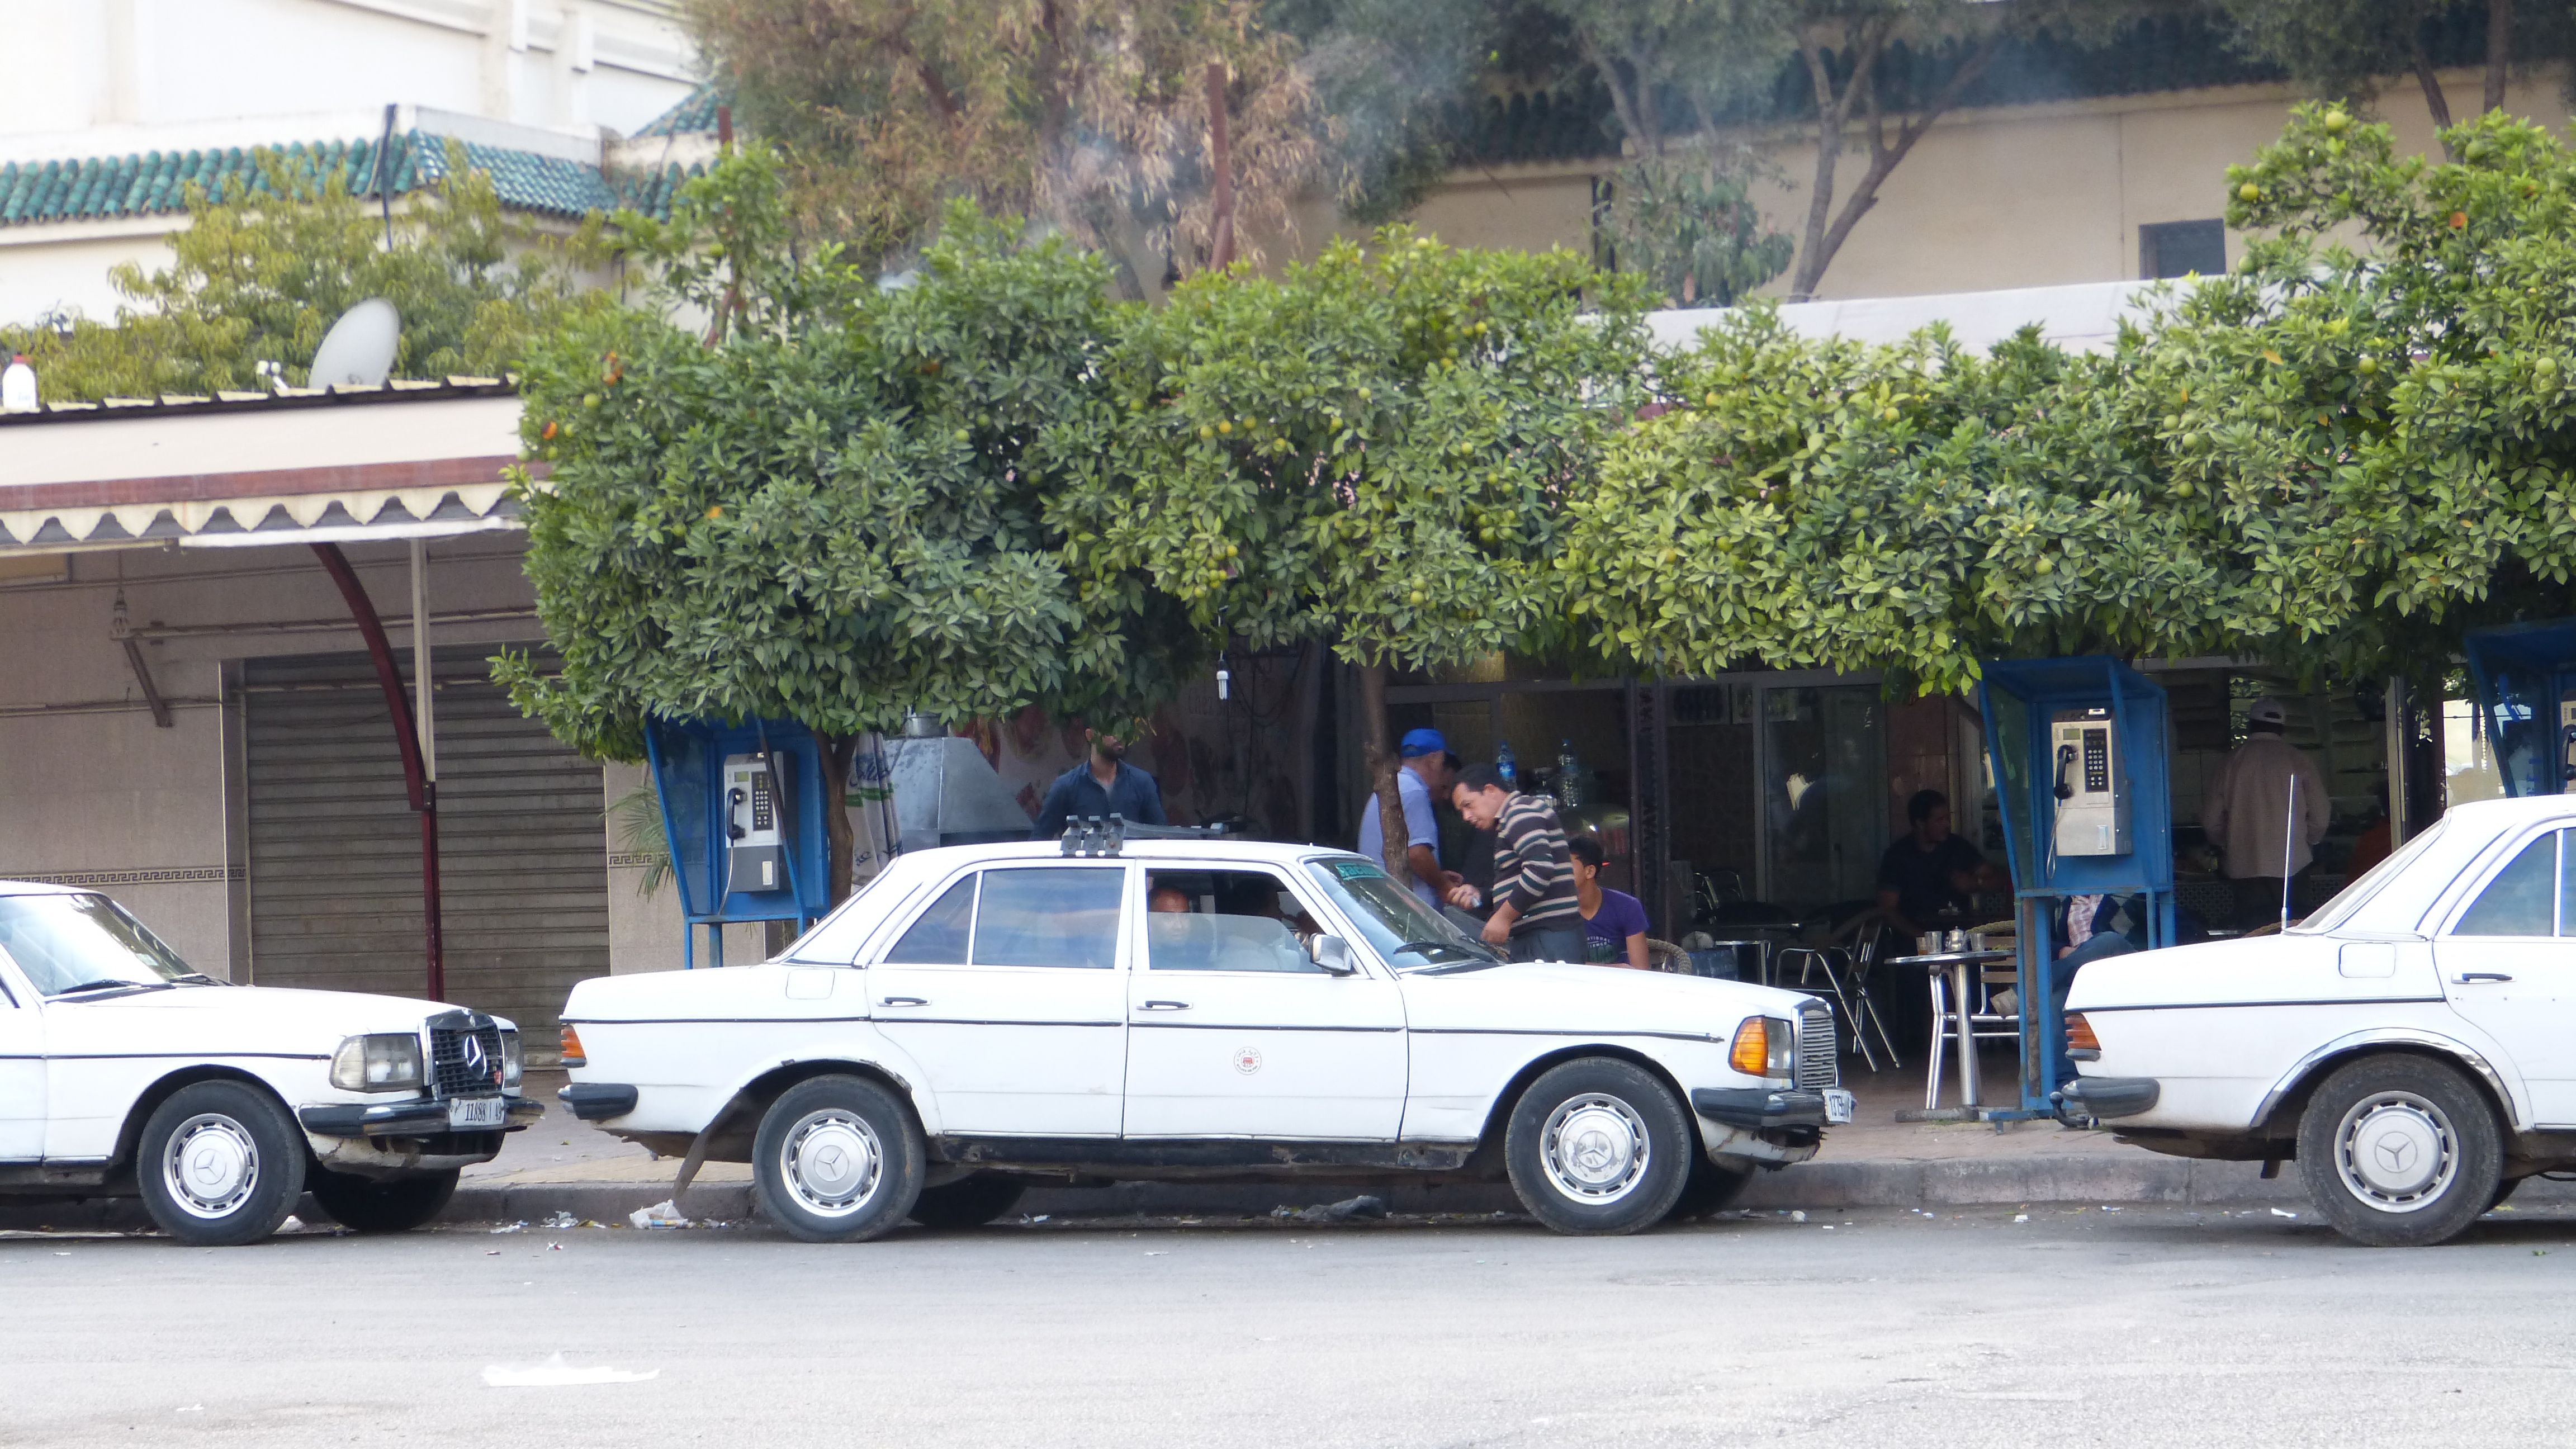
left=0, top=892, right=200, bottom=997
left=1303, top=857, right=1499, bottom=970
left=2291, top=817, right=2452, bottom=935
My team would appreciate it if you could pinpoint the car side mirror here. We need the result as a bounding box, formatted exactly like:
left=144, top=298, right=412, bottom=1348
left=1310, top=934, right=1358, bottom=976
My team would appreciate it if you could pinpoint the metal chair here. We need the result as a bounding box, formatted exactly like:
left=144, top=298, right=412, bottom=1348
left=1779, top=931, right=1902, bottom=1072
left=1924, top=962, right=2021, bottom=1111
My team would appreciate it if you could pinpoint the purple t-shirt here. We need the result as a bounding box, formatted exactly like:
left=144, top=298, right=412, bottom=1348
left=1581, top=888, right=1650, bottom=962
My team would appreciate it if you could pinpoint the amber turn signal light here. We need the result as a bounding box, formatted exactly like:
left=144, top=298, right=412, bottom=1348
left=1729, top=1017, right=1771, bottom=1077
left=559, top=1023, right=587, bottom=1068
left=2064, top=1012, right=2100, bottom=1055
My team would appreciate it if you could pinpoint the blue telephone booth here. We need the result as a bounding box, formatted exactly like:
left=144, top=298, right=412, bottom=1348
left=2464, top=621, right=2576, bottom=799
left=1976, top=657, right=2177, bottom=1113
left=643, top=716, right=832, bottom=968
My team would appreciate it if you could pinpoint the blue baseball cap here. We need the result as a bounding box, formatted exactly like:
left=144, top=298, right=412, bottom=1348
left=1399, top=727, right=1448, bottom=759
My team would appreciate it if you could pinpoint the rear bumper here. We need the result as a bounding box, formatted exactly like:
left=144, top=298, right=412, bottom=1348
left=297, top=1095, right=542, bottom=1138
left=558, top=1082, right=641, bottom=1121
left=2051, top=1076, right=2161, bottom=1125
left=1691, top=1087, right=1831, bottom=1130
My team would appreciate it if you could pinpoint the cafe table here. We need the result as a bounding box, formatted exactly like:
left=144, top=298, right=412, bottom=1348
left=1883, top=948, right=2017, bottom=1109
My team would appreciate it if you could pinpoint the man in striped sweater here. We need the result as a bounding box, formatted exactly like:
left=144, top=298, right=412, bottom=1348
left=1447, top=764, right=1584, bottom=963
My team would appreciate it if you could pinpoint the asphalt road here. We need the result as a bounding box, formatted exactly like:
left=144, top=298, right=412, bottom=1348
left=8, top=1204, right=2576, bottom=1448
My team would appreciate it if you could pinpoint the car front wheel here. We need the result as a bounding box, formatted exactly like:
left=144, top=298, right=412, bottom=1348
left=136, top=1080, right=306, bottom=1246
left=309, top=1167, right=459, bottom=1233
left=2295, top=1054, right=2502, bottom=1248
left=1503, top=1058, right=1692, bottom=1235
left=752, top=1075, right=924, bottom=1243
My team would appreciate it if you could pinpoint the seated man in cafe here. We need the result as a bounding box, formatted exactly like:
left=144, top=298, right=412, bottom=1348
left=1876, top=789, right=2005, bottom=941
left=1568, top=836, right=1651, bottom=970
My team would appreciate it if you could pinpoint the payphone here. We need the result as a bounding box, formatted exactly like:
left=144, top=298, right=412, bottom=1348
left=722, top=751, right=796, bottom=894
left=2050, top=714, right=2130, bottom=857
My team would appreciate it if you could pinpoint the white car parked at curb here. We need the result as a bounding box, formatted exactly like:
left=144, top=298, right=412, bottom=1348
left=2061, top=794, right=2576, bottom=1246
left=557, top=827, right=1852, bottom=1241
left=0, top=881, right=541, bottom=1244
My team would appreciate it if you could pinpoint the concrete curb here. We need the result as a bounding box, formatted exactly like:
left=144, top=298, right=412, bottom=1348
left=12, top=1157, right=2571, bottom=1233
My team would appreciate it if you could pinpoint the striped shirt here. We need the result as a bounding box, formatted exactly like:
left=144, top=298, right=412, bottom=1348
left=1493, top=793, right=1579, bottom=933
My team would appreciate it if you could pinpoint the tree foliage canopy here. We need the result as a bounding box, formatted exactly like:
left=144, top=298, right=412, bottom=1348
left=1, top=147, right=607, bottom=402
left=1053, top=231, right=1660, bottom=676
left=1570, top=104, right=2576, bottom=694
left=496, top=154, right=1195, bottom=769
left=683, top=0, right=1315, bottom=286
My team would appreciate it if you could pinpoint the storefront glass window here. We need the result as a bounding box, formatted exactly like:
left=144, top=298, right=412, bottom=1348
left=1762, top=685, right=1887, bottom=911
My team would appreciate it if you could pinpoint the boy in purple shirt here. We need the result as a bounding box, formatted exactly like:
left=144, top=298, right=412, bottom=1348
left=1567, top=837, right=1650, bottom=969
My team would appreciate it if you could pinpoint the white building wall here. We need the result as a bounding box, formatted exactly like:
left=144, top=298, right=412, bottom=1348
left=0, top=536, right=575, bottom=978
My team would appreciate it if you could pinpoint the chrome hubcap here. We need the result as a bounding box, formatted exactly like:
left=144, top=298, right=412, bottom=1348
left=163, top=1114, right=259, bottom=1219
left=780, top=1110, right=883, bottom=1219
left=2335, top=1090, right=2456, bottom=1213
left=1541, top=1092, right=1650, bottom=1205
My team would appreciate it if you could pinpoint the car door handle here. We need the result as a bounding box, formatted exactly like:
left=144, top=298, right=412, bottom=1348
left=2454, top=973, right=2512, bottom=984
left=1139, top=1000, right=1190, bottom=1011
left=879, top=996, right=929, bottom=1007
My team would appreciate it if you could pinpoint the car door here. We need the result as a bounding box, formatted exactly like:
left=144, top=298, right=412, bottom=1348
left=0, top=959, right=41, bottom=1161
left=865, top=861, right=1131, bottom=1137
left=2434, top=824, right=2576, bottom=1125
left=1122, top=865, right=1407, bottom=1140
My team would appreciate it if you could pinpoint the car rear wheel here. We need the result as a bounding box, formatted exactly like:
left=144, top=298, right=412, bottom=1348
left=309, top=1167, right=459, bottom=1233
left=1503, top=1058, right=1691, bottom=1235
left=908, top=1173, right=1027, bottom=1230
left=2295, top=1054, right=2502, bottom=1248
left=752, top=1075, right=924, bottom=1243
left=135, top=1080, right=306, bottom=1247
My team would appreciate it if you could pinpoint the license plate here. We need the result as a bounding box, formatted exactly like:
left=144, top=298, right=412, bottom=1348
left=1823, top=1088, right=1856, bottom=1125
left=447, top=1096, right=505, bottom=1129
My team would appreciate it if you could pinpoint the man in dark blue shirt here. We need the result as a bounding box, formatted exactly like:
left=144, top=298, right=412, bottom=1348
left=1032, top=728, right=1168, bottom=839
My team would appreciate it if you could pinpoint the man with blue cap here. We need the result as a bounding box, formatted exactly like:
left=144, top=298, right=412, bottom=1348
left=1358, top=727, right=1461, bottom=908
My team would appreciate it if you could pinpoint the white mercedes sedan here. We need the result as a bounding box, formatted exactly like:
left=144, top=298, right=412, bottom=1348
left=2061, top=794, right=2576, bottom=1246
left=0, top=882, right=540, bottom=1244
left=558, top=831, right=1850, bottom=1241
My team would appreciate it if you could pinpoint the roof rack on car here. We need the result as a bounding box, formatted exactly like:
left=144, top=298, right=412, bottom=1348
left=1057, top=815, right=1234, bottom=858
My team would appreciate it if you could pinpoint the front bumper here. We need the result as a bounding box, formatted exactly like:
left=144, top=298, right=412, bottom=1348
left=2051, top=1076, right=2161, bottom=1126
left=297, top=1095, right=543, bottom=1139
left=1691, top=1087, right=1849, bottom=1131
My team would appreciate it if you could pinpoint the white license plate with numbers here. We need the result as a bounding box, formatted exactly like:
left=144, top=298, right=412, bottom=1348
left=1824, top=1089, right=1856, bottom=1125
left=447, top=1097, right=505, bottom=1129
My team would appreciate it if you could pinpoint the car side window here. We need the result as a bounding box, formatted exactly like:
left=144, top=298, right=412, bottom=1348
left=882, top=877, right=976, bottom=964
left=1144, top=869, right=1320, bottom=973
left=2453, top=831, right=2560, bottom=937
left=972, top=868, right=1124, bottom=970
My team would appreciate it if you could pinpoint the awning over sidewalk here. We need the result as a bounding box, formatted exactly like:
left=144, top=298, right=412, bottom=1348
left=0, top=378, right=529, bottom=553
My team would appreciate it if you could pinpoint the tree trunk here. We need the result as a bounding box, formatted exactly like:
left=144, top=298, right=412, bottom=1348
left=1791, top=20, right=1997, bottom=302
left=2484, top=0, right=2512, bottom=115
left=1355, top=662, right=1413, bottom=883
left=2412, top=29, right=2454, bottom=141
left=820, top=731, right=863, bottom=906
left=1206, top=61, right=1237, bottom=271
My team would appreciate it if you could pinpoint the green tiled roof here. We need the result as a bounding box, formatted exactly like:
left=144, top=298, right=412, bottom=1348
left=634, top=84, right=724, bottom=138
left=0, top=131, right=702, bottom=230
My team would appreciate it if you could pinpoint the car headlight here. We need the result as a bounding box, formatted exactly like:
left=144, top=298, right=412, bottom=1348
left=499, top=1029, right=524, bottom=1089
left=1728, top=1015, right=1797, bottom=1080
left=330, top=1033, right=424, bottom=1092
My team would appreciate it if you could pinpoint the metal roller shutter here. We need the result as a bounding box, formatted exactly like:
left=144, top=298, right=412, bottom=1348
left=244, top=651, right=607, bottom=1049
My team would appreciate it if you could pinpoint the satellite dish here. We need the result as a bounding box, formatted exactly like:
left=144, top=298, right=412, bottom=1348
left=307, top=299, right=400, bottom=389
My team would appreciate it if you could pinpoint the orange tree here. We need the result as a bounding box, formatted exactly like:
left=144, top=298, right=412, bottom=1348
left=498, top=153, right=1193, bottom=899
left=1050, top=232, right=1659, bottom=877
